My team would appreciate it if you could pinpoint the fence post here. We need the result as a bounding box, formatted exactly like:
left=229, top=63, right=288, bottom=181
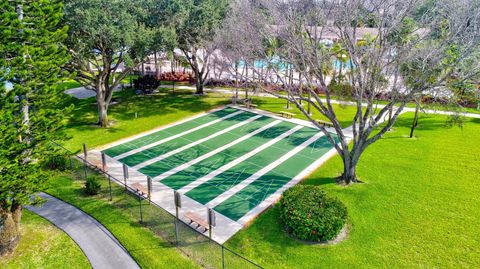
left=82, top=143, right=88, bottom=179
left=174, top=191, right=182, bottom=246
left=208, top=208, right=216, bottom=239
left=139, top=196, right=143, bottom=224
left=101, top=152, right=107, bottom=172
left=108, top=174, right=113, bottom=201
left=147, top=176, right=152, bottom=203
left=83, top=161, right=88, bottom=180
left=122, top=164, right=128, bottom=190
left=222, top=245, right=225, bottom=269
left=83, top=143, right=87, bottom=160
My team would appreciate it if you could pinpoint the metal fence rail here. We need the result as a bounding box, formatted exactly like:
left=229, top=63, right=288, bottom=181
left=52, top=142, right=263, bottom=269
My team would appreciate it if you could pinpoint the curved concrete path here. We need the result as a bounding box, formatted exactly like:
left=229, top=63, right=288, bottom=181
left=26, top=193, right=140, bottom=269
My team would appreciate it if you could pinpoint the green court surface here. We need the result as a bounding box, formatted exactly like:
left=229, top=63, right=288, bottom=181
left=120, top=112, right=258, bottom=166
left=103, top=107, right=337, bottom=223
left=103, top=107, right=238, bottom=157
left=140, top=117, right=273, bottom=179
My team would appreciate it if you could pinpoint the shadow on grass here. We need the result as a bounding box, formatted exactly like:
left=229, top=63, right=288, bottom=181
left=303, top=177, right=338, bottom=186
left=63, top=90, right=230, bottom=131
left=252, top=97, right=355, bottom=128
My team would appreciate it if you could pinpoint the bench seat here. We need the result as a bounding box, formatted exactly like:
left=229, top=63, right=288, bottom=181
left=279, top=111, right=296, bottom=119
left=316, top=119, right=335, bottom=128
left=185, top=211, right=209, bottom=232
left=131, top=183, right=148, bottom=196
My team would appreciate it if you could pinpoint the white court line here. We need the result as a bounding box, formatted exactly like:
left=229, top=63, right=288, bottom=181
left=99, top=106, right=227, bottom=151
left=205, top=131, right=325, bottom=208
left=237, top=144, right=340, bottom=225
left=178, top=125, right=304, bottom=194
left=114, top=110, right=245, bottom=160
left=132, top=115, right=263, bottom=170
left=153, top=120, right=282, bottom=182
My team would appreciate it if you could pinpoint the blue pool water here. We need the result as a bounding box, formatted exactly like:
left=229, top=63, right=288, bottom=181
left=237, top=58, right=354, bottom=71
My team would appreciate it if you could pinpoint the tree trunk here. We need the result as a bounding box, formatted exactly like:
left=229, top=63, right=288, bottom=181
left=234, top=62, right=239, bottom=104
left=410, top=102, right=420, bottom=138
left=195, top=71, right=204, bottom=95
left=96, top=82, right=109, bottom=127
left=192, top=63, right=205, bottom=95
left=97, top=100, right=109, bottom=127
left=307, top=90, right=311, bottom=115
left=0, top=207, right=22, bottom=257
left=299, top=73, right=303, bottom=105
left=154, top=51, right=160, bottom=80
left=339, top=154, right=359, bottom=185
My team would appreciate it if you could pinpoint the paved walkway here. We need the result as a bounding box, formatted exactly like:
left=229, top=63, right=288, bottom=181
left=26, top=193, right=140, bottom=269
left=64, top=85, right=124, bottom=99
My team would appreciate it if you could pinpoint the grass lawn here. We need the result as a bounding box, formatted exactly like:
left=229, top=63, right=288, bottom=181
left=252, top=96, right=357, bottom=127
left=226, top=113, right=480, bottom=268
left=1, top=210, right=90, bottom=269
left=61, top=90, right=357, bottom=152
left=54, top=87, right=479, bottom=268
left=62, top=90, right=232, bottom=152
left=57, top=74, right=141, bottom=91
left=46, top=171, right=200, bottom=269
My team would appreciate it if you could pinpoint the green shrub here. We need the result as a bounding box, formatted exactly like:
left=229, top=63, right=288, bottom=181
left=84, top=176, right=101, bottom=195
left=279, top=185, right=348, bottom=242
left=43, top=155, right=70, bottom=171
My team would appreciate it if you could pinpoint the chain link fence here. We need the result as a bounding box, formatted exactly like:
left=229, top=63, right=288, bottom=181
left=53, top=142, right=263, bottom=269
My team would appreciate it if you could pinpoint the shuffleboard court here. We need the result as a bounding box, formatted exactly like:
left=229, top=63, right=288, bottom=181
left=119, top=112, right=260, bottom=167
left=213, top=135, right=336, bottom=222
left=94, top=106, right=340, bottom=243
left=103, top=107, right=240, bottom=157
left=184, top=127, right=323, bottom=205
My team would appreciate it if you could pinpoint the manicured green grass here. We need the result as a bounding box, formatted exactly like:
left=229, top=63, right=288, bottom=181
left=46, top=172, right=200, bottom=269
left=464, top=107, right=480, bottom=114
left=62, top=90, right=232, bottom=152
left=226, top=113, right=480, bottom=268
left=61, top=90, right=357, bottom=153
left=1, top=210, right=90, bottom=269
left=55, top=86, right=479, bottom=268
left=252, top=96, right=357, bottom=127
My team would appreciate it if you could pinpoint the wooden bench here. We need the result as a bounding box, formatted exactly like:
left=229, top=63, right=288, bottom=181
left=185, top=211, right=209, bottom=232
left=131, top=183, right=148, bottom=197
left=316, top=119, right=335, bottom=128
left=279, top=111, right=296, bottom=119
left=90, top=159, right=108, bottom=172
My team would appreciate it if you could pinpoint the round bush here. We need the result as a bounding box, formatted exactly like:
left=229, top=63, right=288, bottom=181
left=84, top=176, right=101, bottom=195
left=279, top=185, right=348, bottom=242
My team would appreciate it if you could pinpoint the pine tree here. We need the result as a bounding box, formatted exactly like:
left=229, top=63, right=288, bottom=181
left=0, top=0, right=69, bottom=256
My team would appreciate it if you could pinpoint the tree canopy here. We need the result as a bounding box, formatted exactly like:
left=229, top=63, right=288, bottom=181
left=228, top=0, right=480, bottom=184
left=175, top=0, right=230, bottom=94
left=64, top=0, right=172, bottom=127
left=0, top=0, right=70, bottom=255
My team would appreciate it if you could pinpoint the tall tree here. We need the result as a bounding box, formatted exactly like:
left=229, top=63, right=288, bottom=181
left=64, top=0, right=156, bottom=127
left=236, top=0, right=480, bottom=185
left=0, top=0, right=69, bottom=255
left=176, top=0, right=229, bottom=95
left=140, top=0, right=180, bottom=78
left=213, top=0, right=263, bottom=103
